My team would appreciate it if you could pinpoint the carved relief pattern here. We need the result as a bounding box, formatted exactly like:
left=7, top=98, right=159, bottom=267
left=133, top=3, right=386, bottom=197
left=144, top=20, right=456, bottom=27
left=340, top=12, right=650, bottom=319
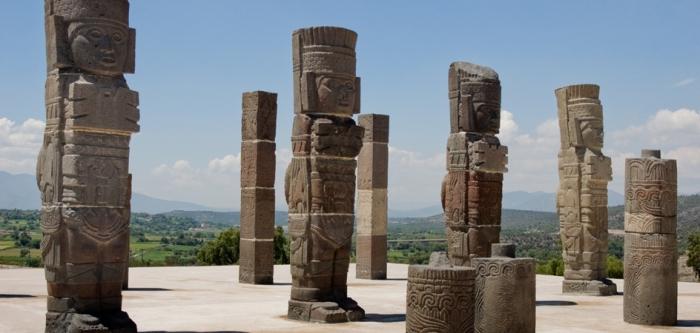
left=406, top=266, right=475, bottom=333
left=443, top=62, right=507, bottom=266
left=623, top=151, right=677, bottom=325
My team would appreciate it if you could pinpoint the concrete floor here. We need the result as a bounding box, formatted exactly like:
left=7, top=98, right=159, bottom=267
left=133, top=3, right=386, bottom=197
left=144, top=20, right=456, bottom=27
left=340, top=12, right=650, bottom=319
left=0, top=264, right=698, bottom=333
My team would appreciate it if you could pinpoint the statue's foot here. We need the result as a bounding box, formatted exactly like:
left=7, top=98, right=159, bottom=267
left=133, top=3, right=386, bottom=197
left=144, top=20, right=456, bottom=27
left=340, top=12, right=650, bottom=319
left=45, top=311, right=136, bottom=333
left=288, top=299, right=365, bottom=323
left=337, top=297, right=365, bottom=321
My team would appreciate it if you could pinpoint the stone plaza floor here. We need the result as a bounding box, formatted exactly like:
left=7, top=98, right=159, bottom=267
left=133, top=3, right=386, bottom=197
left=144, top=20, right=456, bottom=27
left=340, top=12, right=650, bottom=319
left=0, top=263, right=698, bottom=332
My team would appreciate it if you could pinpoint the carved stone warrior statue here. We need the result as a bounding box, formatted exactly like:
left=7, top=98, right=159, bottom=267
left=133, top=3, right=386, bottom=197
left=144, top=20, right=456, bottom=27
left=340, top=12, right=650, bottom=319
left=441, top=62, right=508, bottom=266
left=38, top=0, right=139, bottom=331
left=555, top=84, right=616, bottom=295
left=285, top=26, right=365, bottom=323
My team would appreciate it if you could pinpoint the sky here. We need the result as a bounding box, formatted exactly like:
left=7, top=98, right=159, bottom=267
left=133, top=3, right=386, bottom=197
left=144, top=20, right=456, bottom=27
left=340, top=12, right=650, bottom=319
left=0, top=1, right=699, bottom=210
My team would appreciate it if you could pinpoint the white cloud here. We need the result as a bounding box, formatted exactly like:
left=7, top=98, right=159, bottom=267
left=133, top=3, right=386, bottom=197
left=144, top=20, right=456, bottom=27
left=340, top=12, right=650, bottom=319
left=498, top=110, right=519, bottom=143
left=208, top=153, right=241, bottom=173
left=675, top=78, right=696, bottom=87
left=0, top=117, right=45, bottom=174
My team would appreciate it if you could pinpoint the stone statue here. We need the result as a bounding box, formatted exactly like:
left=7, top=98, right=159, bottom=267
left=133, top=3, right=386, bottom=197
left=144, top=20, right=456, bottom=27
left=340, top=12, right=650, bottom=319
left=239, top=91, right=277, bottom=285
left=285, top=26, right=365, bottom=323
left=441, top=62, right=508, bottom=266
left=356, top=114, right=389, bottom=280
left=624, top=149, right=677, bottom=325
left=555, top=84, right=616, bottom=295
left=39, top=0, right=139, bottom=331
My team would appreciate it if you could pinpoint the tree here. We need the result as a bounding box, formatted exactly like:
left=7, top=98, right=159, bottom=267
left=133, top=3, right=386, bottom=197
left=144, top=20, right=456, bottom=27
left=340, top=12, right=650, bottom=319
left=606, top=255, right=624, bottom=279
left=687, top=233, right=700, bottom=278
left=273, top=227, right=290, bottom=264
left=197, top=228, right=240, bottom=265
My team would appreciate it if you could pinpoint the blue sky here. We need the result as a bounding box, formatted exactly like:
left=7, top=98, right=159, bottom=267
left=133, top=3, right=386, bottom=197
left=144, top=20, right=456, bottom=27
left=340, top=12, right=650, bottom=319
left=1, top=1, right=699, bottom=209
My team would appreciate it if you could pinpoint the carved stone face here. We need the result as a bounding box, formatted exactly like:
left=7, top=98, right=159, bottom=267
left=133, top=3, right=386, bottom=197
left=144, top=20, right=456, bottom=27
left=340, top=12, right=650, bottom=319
left=579, top=118, right=604, bottom=151
left=473, top=100, right=501, bottom=134
left=69, top=21, right=128, bottom=75
left=316, top=75, right=356, bottom=115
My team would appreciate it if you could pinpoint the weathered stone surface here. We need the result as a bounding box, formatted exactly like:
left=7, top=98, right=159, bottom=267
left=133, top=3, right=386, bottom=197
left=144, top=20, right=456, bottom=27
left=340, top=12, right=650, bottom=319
left=442, top=62, right=507, bottom=267
left=285, top=26, right=365, bottom=322
left=355, top=189, right=388, bottom=236
left=356, top=235, right=387, bottom=280
left=356, top=142, right=389, bottom=190
left=358, top=114, right=389, bottom=143
left=623, top=150, right=677, bottom=326
left=472, top=256, right=536, bottom=333
left=39, top=1, right=138, bottom=331
left=239, top=91, right=277, bottom=285
left=239, top=239, right=274, bottom=285
left=242, top=91, right=277, bottom=141
left=406, top=265, right=475, bottom=333
left=555, top=84, right=616, bottom=295
left=491, top=243, right=515, bottom=258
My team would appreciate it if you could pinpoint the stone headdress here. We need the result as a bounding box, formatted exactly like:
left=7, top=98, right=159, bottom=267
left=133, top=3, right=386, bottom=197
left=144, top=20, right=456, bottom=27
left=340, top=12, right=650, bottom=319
left=555, top=84, right=602, bottom=148
left=448, top=62, right=501, bottom=133
left=45, top=0, right=135, bottom=73
left=292, top=26, right=360, bottom=115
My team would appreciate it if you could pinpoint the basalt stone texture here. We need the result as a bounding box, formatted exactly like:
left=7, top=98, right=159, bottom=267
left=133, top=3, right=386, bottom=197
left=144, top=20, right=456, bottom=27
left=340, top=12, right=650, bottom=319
left=472, top=257, right=536, bottom=333
left=406, top=265, right=475, bottom=333
left=356, top=113, right=388, bottom=280
left=555, top=84, right=616, bottom=295
left=285, top=26, right=365, bottom=323
left=624, top=150, right=677, bottom=325
left=239, top=91, right=277, bottom=285
left=442, top=62, right=508, bottom=267
left=39, top=1, right=139, bottom=331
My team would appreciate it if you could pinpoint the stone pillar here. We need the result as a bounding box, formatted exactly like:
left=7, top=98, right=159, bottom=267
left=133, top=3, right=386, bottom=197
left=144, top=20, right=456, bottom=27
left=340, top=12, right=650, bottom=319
left=406, top=264, right=475, bottom=333
left=239, top=91, right=277, bottom=285
left=356, top=114, right=389, bottom=280
left=285, top=26, right=365, bottom=323
left=442, top=62, right=508, bottom=267
left=623, top=149, right=677, bottom=325
left=555, top=84, right=617, bottom=295
left=472, top=243, right=536, bottom=333
left=38, top=1, right=139, bottom=331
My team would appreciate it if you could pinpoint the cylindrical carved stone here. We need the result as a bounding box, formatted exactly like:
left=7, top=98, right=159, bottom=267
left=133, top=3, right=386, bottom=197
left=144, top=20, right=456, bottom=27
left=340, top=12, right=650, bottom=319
left=623, top=150, right=677, bottom=325
left=406, top=265, right=475, bottom=333
left=239, top=91, right=277, bottom=285
left=356, top=113, right=389, bottom=280
left=442, top=62, right=508, bottom=267
left=555, top=84, right=616, bottom=295
left=39, top=0, right=139, bottom=331
left=285, top=26, right=365, bottom=323
left=472, top=256, right=536, bottom=333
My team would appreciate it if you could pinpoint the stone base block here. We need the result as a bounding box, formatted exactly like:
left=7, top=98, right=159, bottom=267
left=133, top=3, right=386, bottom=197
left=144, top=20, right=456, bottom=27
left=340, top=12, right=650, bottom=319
left=356, top=234, right=387, bottom=280
left=287, top=298, right=365, bottom=323
left=562, top=279, right=617, bottom=296
left=239, top=239, right=274, bottom=284
left=45, top=311, right=136, bottom=333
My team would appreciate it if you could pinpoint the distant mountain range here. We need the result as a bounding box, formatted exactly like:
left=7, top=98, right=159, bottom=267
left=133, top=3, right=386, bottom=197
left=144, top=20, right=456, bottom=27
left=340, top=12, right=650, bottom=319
left=0, top=171, right=624, bottom=215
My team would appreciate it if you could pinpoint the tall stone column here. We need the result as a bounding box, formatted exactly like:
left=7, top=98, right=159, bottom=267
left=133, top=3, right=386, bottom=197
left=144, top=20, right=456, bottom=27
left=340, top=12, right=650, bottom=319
left=406, top=264, right=475, bottom=333
left=623, top=149, right=677, bottom=325
left=285, top=26, right=365, bottom=323
left=555, top=84, right=616, bottom=295
left=38, top=1, right=139, bottom=331
left=239, top=91, right=277, bottom=285
left=356, top=114, right=389, bottom=280
left=441, top=62, right=508, bottom=267
left=472, top=243, right=536, bottom=333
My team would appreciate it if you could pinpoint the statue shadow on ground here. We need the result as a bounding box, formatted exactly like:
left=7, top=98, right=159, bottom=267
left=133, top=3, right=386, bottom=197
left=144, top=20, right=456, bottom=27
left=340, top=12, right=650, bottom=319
left=678, top=320, right=700, bottom=327
left=0, top=294, right=36, bottom=298
left=124, top=288, right=172, bottom=291
left=363, top=313, right=406, bottom=323
left=272, top=282, right=291, bottom=286
left=535, top=300, right=577, bottom=306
